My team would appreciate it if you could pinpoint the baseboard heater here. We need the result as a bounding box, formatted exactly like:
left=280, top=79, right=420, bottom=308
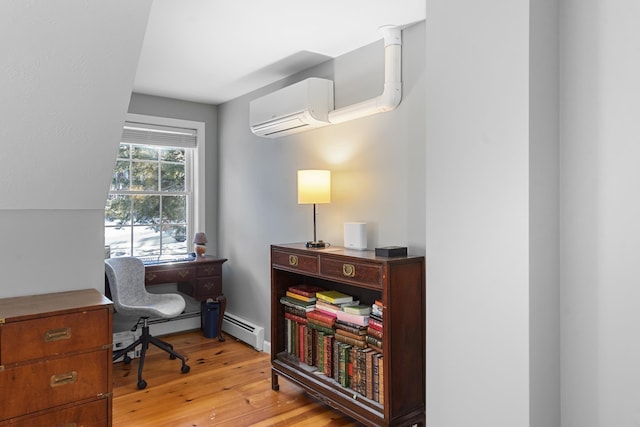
left=222, top=311, right=265, bottom=351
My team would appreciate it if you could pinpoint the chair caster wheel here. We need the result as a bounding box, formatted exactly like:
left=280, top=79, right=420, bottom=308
left=137, top=379, right=147, bottom=390
left=181, top=364, right=190, bottom=374
left=123, top=356, right=132, bottom=364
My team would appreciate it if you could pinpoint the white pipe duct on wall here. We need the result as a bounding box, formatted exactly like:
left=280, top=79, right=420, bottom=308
left=328, top=25, right=402, bottom=124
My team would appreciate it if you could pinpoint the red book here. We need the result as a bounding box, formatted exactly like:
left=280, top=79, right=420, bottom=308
left=307, top=309, right=337, bottom=325
left=288, top=284, right=326, bottom=298
left=368, top=317, right=383, bottom=331
left=284, top=311, right=307, bottom=325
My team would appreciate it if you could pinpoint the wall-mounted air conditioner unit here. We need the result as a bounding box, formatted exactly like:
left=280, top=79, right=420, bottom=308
left=249, top=77, right=334, bottom=138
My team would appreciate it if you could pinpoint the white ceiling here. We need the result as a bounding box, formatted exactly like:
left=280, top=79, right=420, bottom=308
left=133, top=0, right=426, bottom=105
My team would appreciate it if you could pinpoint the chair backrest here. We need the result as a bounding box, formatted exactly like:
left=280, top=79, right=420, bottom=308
left=105, top=256, right=148, bottom=315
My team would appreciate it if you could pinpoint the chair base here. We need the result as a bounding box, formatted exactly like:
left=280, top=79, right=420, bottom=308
left=113, top=317, right=190, bottom=389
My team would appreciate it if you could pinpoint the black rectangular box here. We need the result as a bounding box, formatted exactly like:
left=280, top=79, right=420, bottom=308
left=374, top=246, right=407, bottom=257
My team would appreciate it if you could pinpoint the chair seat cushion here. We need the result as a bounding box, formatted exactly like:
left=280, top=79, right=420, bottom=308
left=118, top=293, right=186, bottom=319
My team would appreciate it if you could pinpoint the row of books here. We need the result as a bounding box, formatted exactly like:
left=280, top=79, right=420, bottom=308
left=284, top=318, right=385, bottom=404
left=281, top=284, right=385, bottom=403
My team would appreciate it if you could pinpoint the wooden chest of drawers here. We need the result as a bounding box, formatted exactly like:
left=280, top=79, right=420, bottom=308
left=0, top=289, right=113, bottom=426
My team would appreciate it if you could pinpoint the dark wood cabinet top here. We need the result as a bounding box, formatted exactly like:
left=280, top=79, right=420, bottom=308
left=0, top=288, right=112, bottom=323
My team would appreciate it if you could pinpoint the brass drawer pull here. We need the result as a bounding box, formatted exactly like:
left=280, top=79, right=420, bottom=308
left=288, top=255, right=298, bottom=267
left=203, top=282, right=214, bottom=290
left=342, top=264, right=355, bottom=277
left=50, top=371, right=78, bottom=387
left=178, top=270, right=190, bottom=278
left=45, top=327, right=71, bottom=342
left=146, top=273, right=157, bottom=281
left=204, top=266, right=215, bottom=275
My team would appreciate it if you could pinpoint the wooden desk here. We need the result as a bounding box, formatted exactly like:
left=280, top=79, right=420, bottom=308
left=144, top=256, right=227, bottom=341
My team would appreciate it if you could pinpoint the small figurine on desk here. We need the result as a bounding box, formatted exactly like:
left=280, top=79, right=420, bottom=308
left=193, top=232, right=207, bottom=256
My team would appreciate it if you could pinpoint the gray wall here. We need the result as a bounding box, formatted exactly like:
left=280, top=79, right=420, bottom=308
left=216, top=22, right=426, bottom=342
left=0, top=1, right=151, bottom=299
left=128, top=93, right=219, bottom=253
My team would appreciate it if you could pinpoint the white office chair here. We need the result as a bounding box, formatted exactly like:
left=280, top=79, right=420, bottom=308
left=105, top=256, right=190, bottom=389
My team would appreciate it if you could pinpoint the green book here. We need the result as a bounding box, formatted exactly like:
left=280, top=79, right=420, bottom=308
left=342, top=304, right=372, bottom=315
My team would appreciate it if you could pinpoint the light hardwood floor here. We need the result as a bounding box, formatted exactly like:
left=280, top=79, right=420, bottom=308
left=112, top=331, right=364, bottom=427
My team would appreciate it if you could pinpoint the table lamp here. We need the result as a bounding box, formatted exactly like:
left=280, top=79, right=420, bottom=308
left=297, top=170, right=331, bottom=248
left=193, top=232, right=207, bottom=256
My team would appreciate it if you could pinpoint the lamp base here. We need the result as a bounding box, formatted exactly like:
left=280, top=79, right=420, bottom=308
left=306, top=240, right=327, bottom=248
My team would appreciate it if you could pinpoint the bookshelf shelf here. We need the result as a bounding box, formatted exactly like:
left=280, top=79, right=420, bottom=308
left=270, top=243, right=425, bottom=427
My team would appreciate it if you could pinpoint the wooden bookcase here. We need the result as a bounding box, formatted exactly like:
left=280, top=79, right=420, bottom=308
left=270, top=243, right=425, bottom=427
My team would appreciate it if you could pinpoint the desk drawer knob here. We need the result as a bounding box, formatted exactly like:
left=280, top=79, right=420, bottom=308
left=342, top=264, right=356, bottom=277
left=288, top=255, right=298, bottom=266
left=45, top=327, right=71, bottom=342
left=50, top=371, right=78, bottom=387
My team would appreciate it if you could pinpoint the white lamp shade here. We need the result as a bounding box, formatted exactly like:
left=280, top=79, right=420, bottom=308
left=298, top=170, right=331, bottom=204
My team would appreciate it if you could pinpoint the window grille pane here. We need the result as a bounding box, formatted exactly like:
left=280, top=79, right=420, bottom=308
left=132, top=145, right=158, bottom=161
left=161, top=163, right=186, bottom=192
left=162, top=195, right=187, bottom=223
left=132, top=161, right=158, bottom=191
left=133, top=195, right=160, bottom=226
left=105, top=195, right=132, bottom=226
left=118, top=144, right=130, bottom=159
left=111, top=161, right=130, bottom=191
left=160, top=147, right=185, bottom=162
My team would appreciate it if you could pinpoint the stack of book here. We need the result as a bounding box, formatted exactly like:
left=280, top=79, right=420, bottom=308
left=334, top=304, right=370, bottom=348
left=281, top=284, right=325, bottom=362
left=366, top=300, right=383, bottom=353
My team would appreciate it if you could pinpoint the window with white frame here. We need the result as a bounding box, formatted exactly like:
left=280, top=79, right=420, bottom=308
left=104, top=114, right=205, bottom=260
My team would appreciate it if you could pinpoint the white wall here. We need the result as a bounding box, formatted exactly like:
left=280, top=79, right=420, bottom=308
left=560, top=1, right=640, bottom=426
left=425, top=1, right=532, bottom=426
left=0, top=1, right=151, bottom=298
left=217, top=22, right=426, bottom=341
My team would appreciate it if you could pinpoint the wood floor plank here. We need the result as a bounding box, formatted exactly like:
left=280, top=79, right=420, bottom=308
left=113, top=331, right=364, bottom=427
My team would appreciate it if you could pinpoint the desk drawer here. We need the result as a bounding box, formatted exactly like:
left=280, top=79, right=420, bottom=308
left=0, top=398, right=109, bottom=427
left=146, top=266, right=195, bottom=284
left=197, top=263, right=222, bottom=277
left=0, top=349, right=110, bottom=420
left=194, top=277, right=222, bottom=299
left=319, top=257, right=383, bottom=289
left=1, top=308, right=110, bottom=366
left=272, top=249, right=318, bottom=274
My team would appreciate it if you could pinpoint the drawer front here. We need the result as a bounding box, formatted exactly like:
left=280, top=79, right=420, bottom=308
left=1, top=309, right=110, bottom=365
left=272, top=250, right=318, bottom=274
left=0, top=398, right=109, bottom=427
left=194, top=277, right=222, bottom=299
left=0, top=349, right=110, bottom=420
left=145, top=266, right=195, bottom=284
left=319, top=257, right=383, bottom=289
left=197, top=263, right=222, bottom=277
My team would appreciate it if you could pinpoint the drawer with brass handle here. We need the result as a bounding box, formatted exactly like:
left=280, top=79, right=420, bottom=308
left=0, top=349, right=110, bottom=420
left=271, top=249, right=318, bottom=274
left=319, top=257, right=383, bottom=289
left=0, top=308, right=110, bottom=366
